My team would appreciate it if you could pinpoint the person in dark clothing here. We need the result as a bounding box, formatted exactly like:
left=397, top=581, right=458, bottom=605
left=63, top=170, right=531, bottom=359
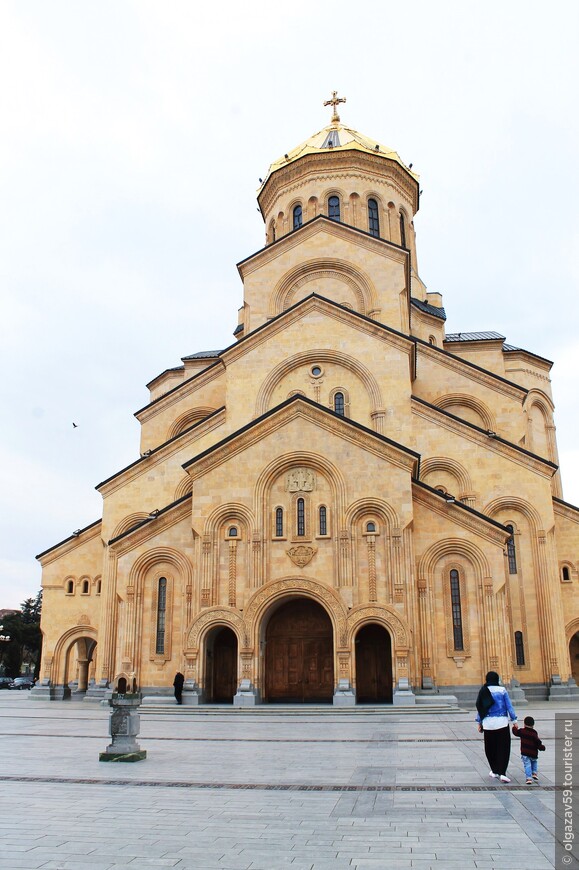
left=173, top=671, right=185, bottom=705
left=512, top=715, right=546, bottom=784
left=475, top=671, right=518, bottom=782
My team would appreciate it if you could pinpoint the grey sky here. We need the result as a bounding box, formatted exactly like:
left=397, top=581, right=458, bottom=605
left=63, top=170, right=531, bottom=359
left=1, top=1, right=578, bottom=608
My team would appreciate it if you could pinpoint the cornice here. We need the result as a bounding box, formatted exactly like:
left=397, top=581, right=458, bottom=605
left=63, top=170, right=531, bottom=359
left=221, top=294, right=414, bottom=367
left=412, top=482, right=509, bottom=546
left=97, top=408, right=227, bottom=497
left=36, top=520, right=103, bottom=566
left=237, top=215, right=408, bottom=279
left=416, top=341, right=527, bottom=401
left=108, top=495, right=192, bottom=555
left=553, top=497, right=579, bottom=525
left=411, top=396, right=557, bottom=479
left=258, top=150, right=419, bottom=216
left=184, top=396, right=419, bottom=481
left=135, top=359, right=225, bottom=423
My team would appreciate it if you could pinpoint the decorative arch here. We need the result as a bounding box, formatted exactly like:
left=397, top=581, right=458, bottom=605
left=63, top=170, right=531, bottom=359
left=167, top=407, right=217, bottom=440
left=417, top=538, right=493, bottom=581
left=483, top=496, right=543, bottom=533
left=269, top=259, right=377, bottom=318
left=434, top=393, right=495, bottom=432
left=347, top=604, right=410, bottom=649
left=254, top=451, right=347, bottom=525
left=345, top=497, right=400, bottom=530
left=524, top=388, right=555, bottom=414
left=203, top=502, right=256, bottom=536
left=185, top=606, right=248, bottom=651
left=244, top=576, right=348, bottom=649
left=174, top=475, right=193, bottom=500
left=112, top=513, right=149, bottom=539
left=566, top=618, right=579, bottom=643
left=254, top=349, right=384, bottom=418
left=128, top=547, right=193, bottom=594
left=50, top=623, right=98, bottom=686
left=420, top=456, right=473, bottom=497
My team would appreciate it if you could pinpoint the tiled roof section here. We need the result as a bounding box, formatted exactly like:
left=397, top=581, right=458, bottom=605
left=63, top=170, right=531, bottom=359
left=181, top=350, right=223, bottom=361
left=502, top=343, right=521, bottom=351
left=411, top=298, right=447, bottom=321
left=445, top=331, right=505, bottom=342
left=233, top=324, right=244, bottom=335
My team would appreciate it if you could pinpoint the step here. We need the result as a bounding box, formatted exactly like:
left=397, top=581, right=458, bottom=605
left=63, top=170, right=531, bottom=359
left=139, top=702, right=465, bottom=716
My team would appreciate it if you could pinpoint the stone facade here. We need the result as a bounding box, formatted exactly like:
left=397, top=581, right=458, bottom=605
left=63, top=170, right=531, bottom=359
left=36, top=112, right=579, bottom=703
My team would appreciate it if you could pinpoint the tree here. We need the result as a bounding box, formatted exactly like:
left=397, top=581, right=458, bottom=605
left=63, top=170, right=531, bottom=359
left=0, top=591, right=42, bottom=679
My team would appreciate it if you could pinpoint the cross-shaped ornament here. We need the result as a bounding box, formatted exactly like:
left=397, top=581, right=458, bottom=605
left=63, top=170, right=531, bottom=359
left=323, top=90, right=346, bottom=124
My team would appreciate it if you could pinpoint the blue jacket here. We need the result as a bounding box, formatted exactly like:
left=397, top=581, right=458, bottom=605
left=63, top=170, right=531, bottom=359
left=475, top=685, right=517, bottom=724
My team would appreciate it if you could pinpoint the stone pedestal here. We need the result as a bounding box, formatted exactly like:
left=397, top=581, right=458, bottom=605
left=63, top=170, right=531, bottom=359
left=183, top=680, right=201, bottom=706
left=548, top=676, right=579, bottom=701
left=233, top=679, right=258, bottom=707
left=333, top=679, right=356, bottom=706
left=99, top=692, right=146, bottom=762
left=393, top=677, right=416, bottom=706
left=509, top=678, right=528, bottom=706
left=84, top=679, right=110, bottom=702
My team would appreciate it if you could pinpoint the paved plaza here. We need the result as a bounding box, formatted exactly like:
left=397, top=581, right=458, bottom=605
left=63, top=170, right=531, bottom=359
left=0, top=693, right=569, bottom=869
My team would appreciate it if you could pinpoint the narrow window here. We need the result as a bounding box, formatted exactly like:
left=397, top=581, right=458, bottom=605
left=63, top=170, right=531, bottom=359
left=66, top=580, right=74, bottom=595
left=368, top=198, right=379, bottom=237
left=293, top=204, right=303, bottom=230
left=562, top=566, right=571, bottom=582
left=82, top=579, right=89, bottom=595
left=366, top=521, right=376, bottom=533
left=334, top=392, right=345, bottom=416
left=450, top=569, right=464, bottom=651
left=319, top=506, right=327, bottom=536
left=96, top=580, right=102, bottom=595
left=275, top=507, right=284, bottom=537
left=156, top=577, right=167, bottom=655
left=399, top=212, right=406, bottom=247
left=506, top=525, right=517, bottom=574
left=228, top=526, right=238, bottom=537
left=297, top=498, right=305, bottom=537
left=328, top=195, right=340, bottom=221
left=514, top=630, right=525, bottom=665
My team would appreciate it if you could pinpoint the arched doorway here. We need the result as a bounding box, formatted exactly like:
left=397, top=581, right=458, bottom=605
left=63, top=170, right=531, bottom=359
left=265, top=598, right=334, bottom=703
left=570, top=633, right=579, bottom=685
left=355, top=623, right=393, bottom=703
left=205, top=627, right=238, bottom=702
left=61, top=636, right=97, bottom=697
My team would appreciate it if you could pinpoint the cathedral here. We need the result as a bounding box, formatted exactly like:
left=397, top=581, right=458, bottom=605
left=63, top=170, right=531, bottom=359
left=36, top=95, right=579, bottom=705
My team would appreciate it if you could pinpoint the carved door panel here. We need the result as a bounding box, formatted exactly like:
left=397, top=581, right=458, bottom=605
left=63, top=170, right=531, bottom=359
left=213, top=629, right=237, bottom=702
left=355, top=624, right=392, bottom=703
left=265, top=599, right=334, bottom=702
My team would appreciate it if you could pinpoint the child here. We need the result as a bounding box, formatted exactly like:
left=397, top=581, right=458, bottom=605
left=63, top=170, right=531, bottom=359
left=512, top=716, right=546, bottom=784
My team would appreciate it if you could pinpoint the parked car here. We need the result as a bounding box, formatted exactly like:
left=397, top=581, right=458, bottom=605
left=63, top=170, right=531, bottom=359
left=11, top=677, right=33, bottom=690
left=0, top=677, right=14, bottom=689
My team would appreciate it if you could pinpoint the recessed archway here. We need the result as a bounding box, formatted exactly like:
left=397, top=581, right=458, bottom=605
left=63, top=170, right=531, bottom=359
left=570, top=633, right=579, bottom=685
left=264, top=598, right=334, bottom=703
left=355, top=623, right=393, bottom=703
left=204, top=626, right=238, bottom=703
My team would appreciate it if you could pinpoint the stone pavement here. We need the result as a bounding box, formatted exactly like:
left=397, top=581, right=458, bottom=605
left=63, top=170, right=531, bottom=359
left=0, top=693, right=568, bottom=869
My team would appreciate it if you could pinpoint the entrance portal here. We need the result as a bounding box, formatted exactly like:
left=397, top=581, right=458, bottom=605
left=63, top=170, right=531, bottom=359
left=265, top=598, right=334, bottom=702
left=570, top=632, right=579, bottom=685
left=355, top=623, right=393, bottom=703
left=205, top=627, right=238, bottom=702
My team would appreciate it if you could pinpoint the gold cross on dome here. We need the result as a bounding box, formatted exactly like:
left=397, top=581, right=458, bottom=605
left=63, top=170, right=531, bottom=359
left=324, top=90, right=346, bottom=124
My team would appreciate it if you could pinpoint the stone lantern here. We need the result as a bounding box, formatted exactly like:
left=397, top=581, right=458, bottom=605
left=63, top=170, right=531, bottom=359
left=99, top=673, right=146, bottom=762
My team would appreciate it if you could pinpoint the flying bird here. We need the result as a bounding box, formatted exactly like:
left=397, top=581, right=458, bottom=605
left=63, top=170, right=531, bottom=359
left=72, top=423, right=78, bottom=428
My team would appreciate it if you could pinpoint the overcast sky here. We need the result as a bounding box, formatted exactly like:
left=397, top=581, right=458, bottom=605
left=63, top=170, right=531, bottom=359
left=1, top=1, right=578, bottom=609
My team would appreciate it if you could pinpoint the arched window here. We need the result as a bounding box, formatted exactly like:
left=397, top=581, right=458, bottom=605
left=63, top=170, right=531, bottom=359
left=399, top=212, right=406, bottom=247
left=275, top=507, right=284, bottom=537
left=506, top=525, right=517, bottom=574
left=96, top=579, right=102, bottom=595
left=66, top=580, right=74, bottom=595
left=270, top=221, right=276, bottom=242
left=155, top=577, right=167, bottom=655
left=319, top=506, right=327, bottom=536
left=450, top=569, right=464, bottom=650
left=228, top=526, right=238, bottom=538
left=368, top=198, right=379, bottom=237
left=297, top=498, right=305, bottom=537
left=429, top=335, right=437, bottom=346
left=328, top=196, right=340, bottom=221
left=82, top=579, right=89, bottom=595
left=334, top=392, right=345, bottom=416
left=366, top=521, right=376, bottom=533
left=514, top=630, right=525, bottom=666
left=562, top=566, right=571, bottom=582
left=293, top=204, right=303, bottom=230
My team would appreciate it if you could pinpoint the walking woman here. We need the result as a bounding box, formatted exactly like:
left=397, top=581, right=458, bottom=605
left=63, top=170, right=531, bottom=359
left=475, top=671, right=517, bottom=783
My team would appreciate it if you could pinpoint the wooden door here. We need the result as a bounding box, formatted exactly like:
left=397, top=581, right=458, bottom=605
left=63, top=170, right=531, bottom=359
left=265, top=599, right=334, bottom=702
left=213, top=628, right=237, bottom=702
left=355, top=623, right=393, bottom=703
